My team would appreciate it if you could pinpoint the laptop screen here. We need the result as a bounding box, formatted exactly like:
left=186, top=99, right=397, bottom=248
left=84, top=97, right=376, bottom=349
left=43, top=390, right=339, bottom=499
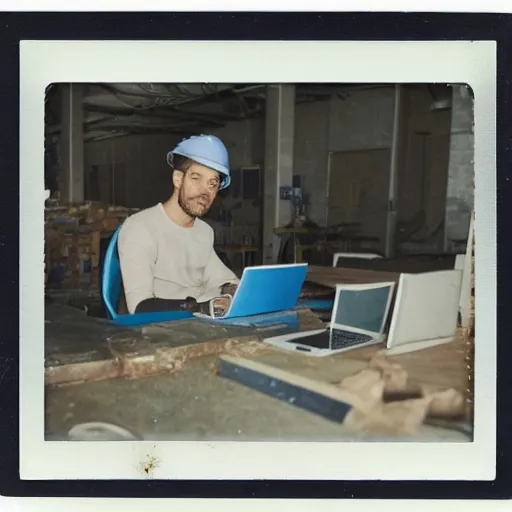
left=333, top=285, right=393, bottom=333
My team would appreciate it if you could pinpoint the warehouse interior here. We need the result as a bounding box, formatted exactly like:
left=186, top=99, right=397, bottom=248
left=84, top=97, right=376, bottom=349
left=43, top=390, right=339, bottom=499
left=44, top=82, right=475, bottom=442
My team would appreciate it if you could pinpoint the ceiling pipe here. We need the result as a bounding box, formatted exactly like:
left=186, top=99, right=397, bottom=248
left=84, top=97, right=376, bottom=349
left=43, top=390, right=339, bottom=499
left=103, top=83, right=247, bottom=108
left=109, top=83, right=234, bottom=98
left=82, top=97, right=246, bottom=124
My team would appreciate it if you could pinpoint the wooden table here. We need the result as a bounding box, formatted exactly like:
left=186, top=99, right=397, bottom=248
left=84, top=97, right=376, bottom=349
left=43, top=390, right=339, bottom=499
left=44, top=301, right=325, bottom=387
left=44, top=302, right=471, bottom=442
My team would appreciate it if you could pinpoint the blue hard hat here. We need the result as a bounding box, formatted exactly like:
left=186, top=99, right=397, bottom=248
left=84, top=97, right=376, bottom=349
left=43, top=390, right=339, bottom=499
left=167, top=134, right=231, bottom=190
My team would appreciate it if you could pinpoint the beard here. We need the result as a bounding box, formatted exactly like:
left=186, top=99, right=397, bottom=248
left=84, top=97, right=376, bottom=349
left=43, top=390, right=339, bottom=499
left=178, top=187, right=212, bottom=218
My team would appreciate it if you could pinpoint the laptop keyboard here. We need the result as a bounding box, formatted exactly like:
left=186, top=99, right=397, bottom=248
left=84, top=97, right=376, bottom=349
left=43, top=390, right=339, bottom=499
left=331, top=329, right=373, bottom=350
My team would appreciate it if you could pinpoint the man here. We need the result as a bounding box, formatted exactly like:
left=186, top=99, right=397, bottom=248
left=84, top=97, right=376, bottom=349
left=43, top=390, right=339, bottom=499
left=118, top=134, right=239, bottom=315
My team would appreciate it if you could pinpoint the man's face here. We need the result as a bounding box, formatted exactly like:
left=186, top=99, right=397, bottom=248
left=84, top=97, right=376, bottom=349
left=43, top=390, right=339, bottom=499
left=174, top=163, right=221, bottom=218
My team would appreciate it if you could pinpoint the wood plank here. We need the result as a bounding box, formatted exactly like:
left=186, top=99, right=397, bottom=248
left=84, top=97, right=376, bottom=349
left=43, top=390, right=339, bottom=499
left=45, top=303, right=325, bottom=387
left=332, top=255, right=457, bottom=274
left=299, top=281, right=336, bottom=299
left=247, top=349, right=376, bottom=385
left=218, top=355, right=370, bottom=424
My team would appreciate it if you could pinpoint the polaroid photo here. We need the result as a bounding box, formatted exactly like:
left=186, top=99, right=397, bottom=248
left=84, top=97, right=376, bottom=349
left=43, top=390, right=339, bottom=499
left=19, top=38, right=495, bottom=484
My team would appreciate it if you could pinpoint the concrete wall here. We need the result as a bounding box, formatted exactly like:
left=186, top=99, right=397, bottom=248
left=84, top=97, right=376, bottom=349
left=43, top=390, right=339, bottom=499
left=328, top=87, right=395, bottom=152
left=84, top=133, right=181, bottom=208
left=209, top=118, right=265, bottom=245
left=396, top=85, right=453, bottom=253
left=444, top=85, right=474, bottom=252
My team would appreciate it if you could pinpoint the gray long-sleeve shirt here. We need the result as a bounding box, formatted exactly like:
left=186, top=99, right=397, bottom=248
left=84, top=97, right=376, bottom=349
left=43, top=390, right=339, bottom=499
left=118, top=203, right=238, bottom=314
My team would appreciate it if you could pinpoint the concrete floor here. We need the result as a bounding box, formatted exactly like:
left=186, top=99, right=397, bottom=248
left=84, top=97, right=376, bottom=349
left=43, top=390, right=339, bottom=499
left=45, top=357, right=470, bottom=442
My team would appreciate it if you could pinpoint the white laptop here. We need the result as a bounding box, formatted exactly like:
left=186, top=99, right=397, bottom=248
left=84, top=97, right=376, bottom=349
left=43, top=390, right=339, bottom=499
left=263, top=281, right=396, bottom=357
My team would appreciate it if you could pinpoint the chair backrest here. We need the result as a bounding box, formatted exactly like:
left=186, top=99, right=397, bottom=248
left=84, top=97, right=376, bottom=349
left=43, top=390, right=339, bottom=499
left=101, top=224, right=195, bottom=326
left=102, top=226, right=123, bottom=320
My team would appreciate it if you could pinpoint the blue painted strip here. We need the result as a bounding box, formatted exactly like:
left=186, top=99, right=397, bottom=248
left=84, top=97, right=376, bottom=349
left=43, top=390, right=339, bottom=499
left=218, top=359, right=352, bottom=424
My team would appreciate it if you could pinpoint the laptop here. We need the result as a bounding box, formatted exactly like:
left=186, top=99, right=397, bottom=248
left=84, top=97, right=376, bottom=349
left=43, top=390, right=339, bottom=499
left=263, top=281, right=396, bottom=357
left=194, top=263, right=308, bottom=320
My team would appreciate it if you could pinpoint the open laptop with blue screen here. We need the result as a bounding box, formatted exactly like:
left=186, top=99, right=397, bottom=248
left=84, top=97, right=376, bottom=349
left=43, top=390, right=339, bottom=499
left=194, top=263, right=308, bottom=321
left=263, top=281, right=395, bottom=356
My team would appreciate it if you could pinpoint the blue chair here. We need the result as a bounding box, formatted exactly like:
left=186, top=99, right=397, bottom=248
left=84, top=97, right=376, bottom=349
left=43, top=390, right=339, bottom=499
left=102, top=225, right=194, bottom=327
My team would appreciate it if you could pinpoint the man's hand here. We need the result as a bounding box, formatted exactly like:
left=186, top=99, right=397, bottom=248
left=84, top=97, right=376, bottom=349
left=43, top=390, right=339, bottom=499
left=183, top=297, right=201, bottom=312
left=211, top=296, right=232, bottom=318
left=190, top=296, right=231, bottom=317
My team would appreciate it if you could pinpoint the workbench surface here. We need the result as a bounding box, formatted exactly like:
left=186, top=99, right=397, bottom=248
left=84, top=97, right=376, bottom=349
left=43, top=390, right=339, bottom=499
left=44, top=303, right=471, bottom=442
left=45, top=356, right=469, bottom=442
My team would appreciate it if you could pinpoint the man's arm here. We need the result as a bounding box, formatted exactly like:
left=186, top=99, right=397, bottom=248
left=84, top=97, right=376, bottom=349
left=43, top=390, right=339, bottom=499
left=117, top=220, right=158, bottom=314
left=135, top=296, right=210, bottom=314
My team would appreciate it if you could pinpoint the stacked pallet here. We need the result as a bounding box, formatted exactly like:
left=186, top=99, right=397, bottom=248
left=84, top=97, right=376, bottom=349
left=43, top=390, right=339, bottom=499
left=45, top=201, right=139, bottom=230
left=45, top=227, right=101, bottom=290
left=45, top=201, right=139, bottom=291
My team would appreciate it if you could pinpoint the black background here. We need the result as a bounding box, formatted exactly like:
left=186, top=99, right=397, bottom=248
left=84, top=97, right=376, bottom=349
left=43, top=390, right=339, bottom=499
left=0, top=10, right=510, bottom=499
